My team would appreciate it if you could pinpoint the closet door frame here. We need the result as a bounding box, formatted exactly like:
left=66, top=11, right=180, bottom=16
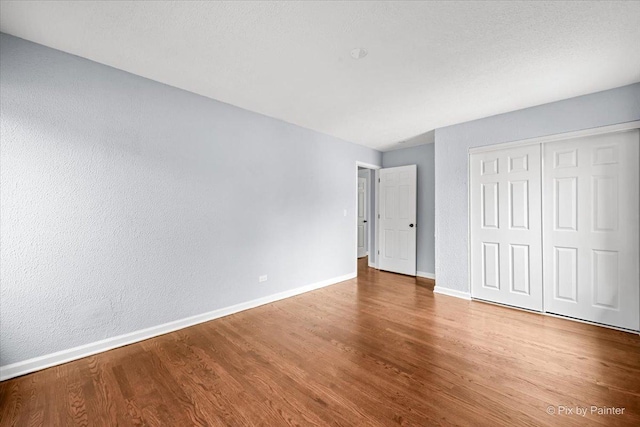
left=467, top=120, right=640, bottom=332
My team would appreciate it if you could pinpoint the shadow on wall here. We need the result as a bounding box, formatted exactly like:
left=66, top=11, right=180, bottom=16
left=395, top=130, right=435, bottom=149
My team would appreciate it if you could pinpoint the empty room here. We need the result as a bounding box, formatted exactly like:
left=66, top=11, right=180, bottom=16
left=1, top=1, right=640, bottom=426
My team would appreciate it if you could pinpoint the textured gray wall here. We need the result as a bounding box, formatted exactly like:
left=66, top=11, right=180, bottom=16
left=382, top=143, right=435, bottom=275
left=434, top=83, right=640, bottom=293
left=0, top=34, right=381, bottom=366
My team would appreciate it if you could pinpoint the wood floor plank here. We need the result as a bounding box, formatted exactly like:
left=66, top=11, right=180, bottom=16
left=1, top=257, right=639, bottom=426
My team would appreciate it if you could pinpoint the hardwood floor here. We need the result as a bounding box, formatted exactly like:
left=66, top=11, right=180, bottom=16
left=1, top=258, right=639, bottom=426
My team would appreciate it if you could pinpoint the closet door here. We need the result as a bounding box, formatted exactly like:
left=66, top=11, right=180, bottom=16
left=470, top=145, right=542, bottom=311
left=543, top=130, right=639, bottom=330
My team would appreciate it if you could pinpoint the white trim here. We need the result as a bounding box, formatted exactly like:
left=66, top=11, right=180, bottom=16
left=356, top=171, right=369, bottom=259
left=540, top=142, right=546, bottom=311
left=468, top=120, right=640, bottom=154
left=417, top=271, right=436, bottom=280
left=0, top=272, right=356, bottom=382
left=355, top=161, right=381, bottom=272
left=374, top=168, right=379, bottom=269
left=434, top=286, right=471, bottom=300
left=355, top=161, right=381, bottom=170
left=467, top=148, right=472, bottom=300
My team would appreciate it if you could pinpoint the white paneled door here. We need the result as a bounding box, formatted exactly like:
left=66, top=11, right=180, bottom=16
left=357, top=176, right=368, bottom=258
left=543, top=130, right=639, bottom=330
left=470, top=145, right=543, bottom=311
left=378, top=165, right=417, bottom=276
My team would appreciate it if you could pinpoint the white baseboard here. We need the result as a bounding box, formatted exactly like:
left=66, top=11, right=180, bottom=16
left=433, top=286, right=471, bottom=300
left=416, top=271, right=436, bottom=280
left=0, top=272, right=356, bottom=382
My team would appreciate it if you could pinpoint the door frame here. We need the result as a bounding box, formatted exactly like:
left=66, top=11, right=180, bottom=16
left=467, top=120, right=640, bottom=331
left=468, top=121, right=640, bottom=155
left=357, top=175, right=368, bottom=258
left=356, top=161, right=381, bottom=272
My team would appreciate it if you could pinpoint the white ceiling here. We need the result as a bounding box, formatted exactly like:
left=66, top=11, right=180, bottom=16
left=1, top=1, right=639, bottom=151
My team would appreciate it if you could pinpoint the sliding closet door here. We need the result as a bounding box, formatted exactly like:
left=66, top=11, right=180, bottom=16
left=470, top=145, right=542, bottom=311
left=543, top=130, right=639, bottom=330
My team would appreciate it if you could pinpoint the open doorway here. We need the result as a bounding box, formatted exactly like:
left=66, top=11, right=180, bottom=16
left=357, top=167, right=370, bottom=259
left=355, top=162, right=379, bottom=276
left=356, top=162, right=419, bottom=278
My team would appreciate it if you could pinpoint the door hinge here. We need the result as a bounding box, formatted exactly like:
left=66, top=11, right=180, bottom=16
left=378, top=214, right=380, bottom=219
left=377, top=250, right=380, bottom=255
left=378, top=178, right=380, bottom=183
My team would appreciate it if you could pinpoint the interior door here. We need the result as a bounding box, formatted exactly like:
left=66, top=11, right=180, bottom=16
left=543, top=130, right=639, bottom=330
left=378, top=165, right=417, bottom=276
left=357, top=176, right=368, bottom=258
left=470, top=145, right=543, bottom=311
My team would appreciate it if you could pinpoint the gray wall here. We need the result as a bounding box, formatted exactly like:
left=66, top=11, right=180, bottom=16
left=434, top=83, right=640, bottom=293
left=0, top=34, right=381, bottom=366
left=382, top=143, right=435, bottom=275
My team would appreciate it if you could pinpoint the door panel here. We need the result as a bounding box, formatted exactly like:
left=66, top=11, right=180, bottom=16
left=592, top=250, right=619, bottom=308
left=470, top=145, right=542, bottom=311
left=543, top=130, right=639, bottom=330
left=554, top=247, right=577, bottom=301
left=378, top=165, right=417, bottom=276
left=482, top=183, right=499, bottom=228
left=554, top=177, right=577, bottom=231
left=509, top=180, right=529, bottom=229
left=482, top=242, right=500, bottom=289
left=593, top=175, right=617, bottom=231
left=510, top=244, right=530, bottom=294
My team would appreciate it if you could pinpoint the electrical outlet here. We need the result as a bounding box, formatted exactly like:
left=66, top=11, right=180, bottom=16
left=343, top=209, right=347, bottom=217
left=259, top=275, right=268, bottom=283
